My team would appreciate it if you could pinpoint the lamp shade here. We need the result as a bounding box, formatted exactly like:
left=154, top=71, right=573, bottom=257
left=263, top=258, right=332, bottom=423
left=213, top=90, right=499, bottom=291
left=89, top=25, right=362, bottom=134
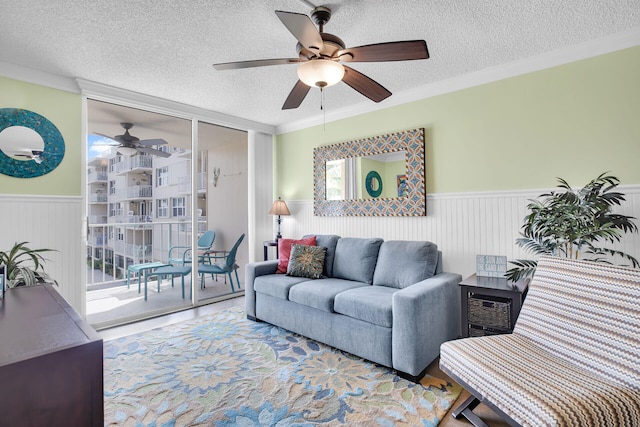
left=297, top=59, right=345, bottom=88
left=269, top=198, right=290, bottom=216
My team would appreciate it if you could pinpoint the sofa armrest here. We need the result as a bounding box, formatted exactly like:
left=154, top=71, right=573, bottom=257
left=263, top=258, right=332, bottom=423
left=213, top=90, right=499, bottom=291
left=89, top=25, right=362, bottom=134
left=245, top=260, right=278, bottom=318
left=392, top=272, right=462, bottom=376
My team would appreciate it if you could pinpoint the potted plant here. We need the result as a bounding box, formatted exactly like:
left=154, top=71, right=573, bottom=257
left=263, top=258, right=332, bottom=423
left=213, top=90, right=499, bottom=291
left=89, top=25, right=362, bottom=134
left=506, top=173, right=639, bottom=281
left=0, top=241, right=57, bottom=288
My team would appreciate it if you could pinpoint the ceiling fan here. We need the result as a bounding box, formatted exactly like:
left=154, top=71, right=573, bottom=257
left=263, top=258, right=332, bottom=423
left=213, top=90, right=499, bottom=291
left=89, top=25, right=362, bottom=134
left=213, top=6, right=429, bottom=110
left=95, top=122, right=171, bottom=157
left=13, top=149, right=44, bottom=164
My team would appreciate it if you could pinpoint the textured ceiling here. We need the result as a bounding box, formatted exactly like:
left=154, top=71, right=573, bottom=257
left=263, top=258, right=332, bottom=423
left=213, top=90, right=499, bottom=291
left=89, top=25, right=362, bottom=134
left=1, top=0, right=640, bottom=130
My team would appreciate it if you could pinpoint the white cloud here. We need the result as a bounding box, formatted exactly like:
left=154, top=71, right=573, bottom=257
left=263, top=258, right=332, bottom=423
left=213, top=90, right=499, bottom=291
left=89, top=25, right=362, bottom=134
left=88, top=136, right=116, bottom=157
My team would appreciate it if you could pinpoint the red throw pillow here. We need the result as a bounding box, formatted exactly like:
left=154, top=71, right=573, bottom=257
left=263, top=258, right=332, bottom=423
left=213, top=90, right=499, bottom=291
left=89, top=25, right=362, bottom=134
left=276, top=236, right=317, bottom=274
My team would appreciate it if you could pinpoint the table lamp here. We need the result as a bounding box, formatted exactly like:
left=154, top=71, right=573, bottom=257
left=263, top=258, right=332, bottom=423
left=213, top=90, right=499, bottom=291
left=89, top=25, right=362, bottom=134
left=269, top=197, right=290, bottom=240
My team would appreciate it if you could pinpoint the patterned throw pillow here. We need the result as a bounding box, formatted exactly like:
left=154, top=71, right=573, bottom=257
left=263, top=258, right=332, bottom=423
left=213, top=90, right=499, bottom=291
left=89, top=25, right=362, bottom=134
left=287, top=244, right=327, bottom=279
left=276, top=236, right=317, bottom=274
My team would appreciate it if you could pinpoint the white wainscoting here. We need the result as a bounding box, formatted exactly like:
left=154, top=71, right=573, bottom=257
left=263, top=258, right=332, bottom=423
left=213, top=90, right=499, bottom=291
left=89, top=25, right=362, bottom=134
left=281, top=185, right=640, bottom=278
left=0, top=195, right=84, bottom=314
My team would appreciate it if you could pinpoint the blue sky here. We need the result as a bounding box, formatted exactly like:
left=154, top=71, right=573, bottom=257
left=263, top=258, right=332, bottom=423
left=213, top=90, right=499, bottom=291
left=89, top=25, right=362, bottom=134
left=87, top=134, right=114, bottom=159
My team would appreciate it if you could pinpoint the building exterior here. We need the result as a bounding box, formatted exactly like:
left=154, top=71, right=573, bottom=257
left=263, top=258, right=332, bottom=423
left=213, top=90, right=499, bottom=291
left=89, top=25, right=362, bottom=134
left=87, top=146, right=207, bottom=284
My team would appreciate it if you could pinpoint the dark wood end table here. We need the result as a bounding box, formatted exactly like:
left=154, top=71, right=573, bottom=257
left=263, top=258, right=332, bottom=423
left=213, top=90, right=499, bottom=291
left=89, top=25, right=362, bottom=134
left=459, top=274, right=529, bottom=338
left=263, top=240, right=278, bottom=261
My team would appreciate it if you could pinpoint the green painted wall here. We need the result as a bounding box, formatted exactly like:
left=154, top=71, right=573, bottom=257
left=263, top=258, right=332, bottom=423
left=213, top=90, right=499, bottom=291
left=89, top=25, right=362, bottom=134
left=276, top=45, right=640, bottom=199
left=0, top=76, right=82, bottom=196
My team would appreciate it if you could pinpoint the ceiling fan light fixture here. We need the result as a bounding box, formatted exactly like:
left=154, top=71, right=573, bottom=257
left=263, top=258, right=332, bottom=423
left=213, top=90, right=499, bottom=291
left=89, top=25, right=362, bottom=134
left=118, top=146, right=137, bottom=156
left=297, top=59, right=344, bottom=88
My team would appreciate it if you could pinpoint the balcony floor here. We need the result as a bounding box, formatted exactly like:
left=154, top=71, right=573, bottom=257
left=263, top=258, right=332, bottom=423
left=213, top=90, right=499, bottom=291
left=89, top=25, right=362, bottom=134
left=87, top=274, right=242, bottom=329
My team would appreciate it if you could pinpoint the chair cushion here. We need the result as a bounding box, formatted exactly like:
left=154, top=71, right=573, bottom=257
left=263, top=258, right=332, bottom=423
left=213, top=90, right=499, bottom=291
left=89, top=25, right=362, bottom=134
left=514, top=256, right=640, bottom=388
left=287, top=244, right=327, bottom=279
left=288, top=278, right=368, bottom=313
left=332, top=237, right=383, bottom=284
left=373, top=240, right=439, bottom=288
left=440, top=334, right=640, bottom=426
left=253, top=274, right=311, bottom=300
left=276, top=236, right=316, bottom=274
left=334, top=286, right=396, bottom=328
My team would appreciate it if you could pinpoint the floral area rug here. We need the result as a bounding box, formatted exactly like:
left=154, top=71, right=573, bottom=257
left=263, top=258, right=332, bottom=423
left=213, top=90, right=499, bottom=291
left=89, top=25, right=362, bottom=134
left=104, top=307, right=461, bottom=426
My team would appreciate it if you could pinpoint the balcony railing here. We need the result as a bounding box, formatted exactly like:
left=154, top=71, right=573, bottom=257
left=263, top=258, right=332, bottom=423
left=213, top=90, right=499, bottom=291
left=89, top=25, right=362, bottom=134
left=87, top=220, right=208, bottom=286
left=114, top=241, right=153, bottom=258
left=114, top=214, right=153, bottom=225
left=89, top=193, right=108, bottom=203
left=88, top=235, right=108, bottom=246
left=115, top=156, right=153, bottom=174
left=89, top=215, right=108, bottom=224
left=88, top=171, right=108, bottom=183
left=113, top=185, right=153, bottom=200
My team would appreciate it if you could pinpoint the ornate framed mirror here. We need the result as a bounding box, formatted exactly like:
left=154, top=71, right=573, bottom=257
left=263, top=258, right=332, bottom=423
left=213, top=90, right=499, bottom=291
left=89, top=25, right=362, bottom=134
left=313, top=128, right=426, bottom=216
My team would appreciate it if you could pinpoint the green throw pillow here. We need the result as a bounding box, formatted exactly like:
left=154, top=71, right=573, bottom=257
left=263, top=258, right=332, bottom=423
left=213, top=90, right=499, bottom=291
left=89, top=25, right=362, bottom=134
left=287, top=244, right=327, bottom=279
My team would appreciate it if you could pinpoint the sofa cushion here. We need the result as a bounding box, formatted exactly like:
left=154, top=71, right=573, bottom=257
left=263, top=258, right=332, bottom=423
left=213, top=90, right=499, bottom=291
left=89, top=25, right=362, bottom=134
left=254, top=274, right=311, bottom=299
left=288, top=278, right=368, bottom=313
left=287, top=244, right=326, bottom=279
left=276, top=236, right=316, bottom=274
left=334, top=286, right=396, bottom=328
left=373, top=240, right=439, bottom=289
left=304, top=234, right=340, bottom=277
left=332, top=237, right=383, bottom=284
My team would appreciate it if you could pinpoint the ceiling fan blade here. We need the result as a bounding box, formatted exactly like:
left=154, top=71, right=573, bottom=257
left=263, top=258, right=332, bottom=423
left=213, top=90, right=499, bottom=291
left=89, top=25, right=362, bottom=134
left=342, top=66, right=391, bottom=103
left=275, top=10, right=323, bottom=51
left=138, top=138, right=168, bottom=146
left=137, top=146, right=171, bottom=158
left=93, top=132, right=118, bottom=142
left=282, top=80, right=311, bottom=110
left=213, top=58, right=300, bottom=71
left=337, top=40, right=429, bottom=62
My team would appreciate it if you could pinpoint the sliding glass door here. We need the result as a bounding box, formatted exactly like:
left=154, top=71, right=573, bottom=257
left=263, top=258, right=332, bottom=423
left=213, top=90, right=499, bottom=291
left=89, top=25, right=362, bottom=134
left=86, top=99, right=194, bottom=328
left=85, top=100, right=250, bottom=328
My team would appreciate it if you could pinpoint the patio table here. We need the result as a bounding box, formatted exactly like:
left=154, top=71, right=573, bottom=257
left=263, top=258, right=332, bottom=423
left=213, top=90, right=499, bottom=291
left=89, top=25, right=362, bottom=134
left=126, top=262, right=169, bottom=293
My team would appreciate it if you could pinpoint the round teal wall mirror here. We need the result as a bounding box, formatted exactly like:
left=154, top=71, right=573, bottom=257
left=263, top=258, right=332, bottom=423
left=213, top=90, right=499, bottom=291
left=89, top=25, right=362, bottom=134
left=365, top=170, right=383, bottom=198
left=0, top=108, right=65, bottom=178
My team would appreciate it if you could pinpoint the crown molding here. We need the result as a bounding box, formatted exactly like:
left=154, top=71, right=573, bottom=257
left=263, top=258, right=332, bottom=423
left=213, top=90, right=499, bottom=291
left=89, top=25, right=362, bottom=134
left=0, top=61, right=80, bottom=93
left=76, top=79, right=276, bottom=135
left=0, top=64, right=275, bottom=135
left=275, top=27, right=640, bottom=135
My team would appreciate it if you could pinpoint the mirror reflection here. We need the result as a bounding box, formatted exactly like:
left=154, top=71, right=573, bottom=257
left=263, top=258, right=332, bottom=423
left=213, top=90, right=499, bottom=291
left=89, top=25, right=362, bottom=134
left=0, top=126, right=45, bottom=162
left=326, top=151, right=407, bottom=200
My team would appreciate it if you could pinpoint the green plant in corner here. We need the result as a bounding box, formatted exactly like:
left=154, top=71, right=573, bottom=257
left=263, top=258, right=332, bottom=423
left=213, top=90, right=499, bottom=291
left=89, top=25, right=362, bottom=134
left=506, top=173, right=639, bottom=282
left=0, top=241, right=57, bottom=288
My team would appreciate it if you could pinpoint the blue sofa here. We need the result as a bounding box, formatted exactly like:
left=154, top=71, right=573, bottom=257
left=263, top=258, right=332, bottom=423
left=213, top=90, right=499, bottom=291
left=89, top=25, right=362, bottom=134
left=245, top=235, right=462, bottom=381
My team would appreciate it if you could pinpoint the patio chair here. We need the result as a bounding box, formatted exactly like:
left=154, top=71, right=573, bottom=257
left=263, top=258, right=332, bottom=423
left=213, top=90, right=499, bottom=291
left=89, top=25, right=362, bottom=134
left=199, top=233, right=245, bottom=292
left=168, top=230, right=215, bottom=266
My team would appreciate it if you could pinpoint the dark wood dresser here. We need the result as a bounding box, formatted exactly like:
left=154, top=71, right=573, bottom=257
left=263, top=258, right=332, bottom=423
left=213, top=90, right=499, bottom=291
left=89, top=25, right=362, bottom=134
left=0, top=284, right=103, bottom=426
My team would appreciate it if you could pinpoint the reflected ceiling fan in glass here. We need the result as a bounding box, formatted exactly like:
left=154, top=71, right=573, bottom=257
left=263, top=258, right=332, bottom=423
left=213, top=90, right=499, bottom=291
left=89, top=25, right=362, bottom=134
left=93, top=122, right=171, bottom=157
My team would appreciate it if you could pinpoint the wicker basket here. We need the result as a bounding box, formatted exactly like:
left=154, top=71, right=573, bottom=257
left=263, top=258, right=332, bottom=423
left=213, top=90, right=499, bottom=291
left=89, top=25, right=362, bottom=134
left=468, top=294, right=511, bottom=330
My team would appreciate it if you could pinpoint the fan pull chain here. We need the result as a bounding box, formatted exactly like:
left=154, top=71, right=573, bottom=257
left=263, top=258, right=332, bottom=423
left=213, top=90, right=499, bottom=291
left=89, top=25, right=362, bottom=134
left=321, top=88, right=327, bottom=132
